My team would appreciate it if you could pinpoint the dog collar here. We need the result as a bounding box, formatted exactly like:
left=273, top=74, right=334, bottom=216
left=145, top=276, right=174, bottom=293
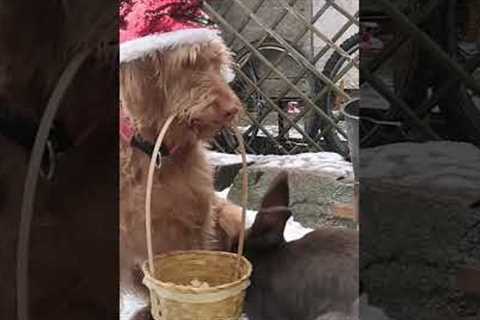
left=120, top=107, right=177, bottom=160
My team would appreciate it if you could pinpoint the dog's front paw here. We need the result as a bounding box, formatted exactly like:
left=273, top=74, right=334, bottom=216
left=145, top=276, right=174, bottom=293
left=214, top=198, right=243, bottom=252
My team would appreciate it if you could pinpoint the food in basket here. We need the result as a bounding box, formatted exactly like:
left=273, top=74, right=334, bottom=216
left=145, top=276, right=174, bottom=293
left=190, top=279, right=211, bottom=289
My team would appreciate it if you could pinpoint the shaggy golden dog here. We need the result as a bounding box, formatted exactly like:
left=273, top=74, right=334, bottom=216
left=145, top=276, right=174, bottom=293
left=119, top=40, right=244, bottom=316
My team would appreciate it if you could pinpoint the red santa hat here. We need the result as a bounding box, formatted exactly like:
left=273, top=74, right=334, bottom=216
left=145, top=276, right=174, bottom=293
left=119, top=0, right=234, bottom=82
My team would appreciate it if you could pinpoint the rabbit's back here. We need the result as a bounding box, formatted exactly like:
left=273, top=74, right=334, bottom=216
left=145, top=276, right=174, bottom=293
left=246, top=227, right=358, bottom=320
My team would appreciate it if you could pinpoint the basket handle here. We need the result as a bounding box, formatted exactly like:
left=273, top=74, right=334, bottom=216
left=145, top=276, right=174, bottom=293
left=232, top=127, right=248, bottom=258
left=145, top=118, right=248, bottom=276
left=145, top=115, right=176, bottom=274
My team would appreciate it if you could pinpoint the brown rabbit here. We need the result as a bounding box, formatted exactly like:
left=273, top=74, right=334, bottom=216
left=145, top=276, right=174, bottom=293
left=240, top=171, right=359, bottom=320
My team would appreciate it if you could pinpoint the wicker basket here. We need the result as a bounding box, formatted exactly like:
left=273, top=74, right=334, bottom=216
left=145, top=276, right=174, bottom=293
left=142, top=250, right=252, bottom=320
left=142, top=120, right=251, bottom=320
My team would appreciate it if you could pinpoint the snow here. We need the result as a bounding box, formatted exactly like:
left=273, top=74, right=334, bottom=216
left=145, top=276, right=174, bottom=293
left=207, top=151, right=353, bottom=179
left=120, top=293, right=146, bottom=320
left=206, top=151, right=259, bottom=166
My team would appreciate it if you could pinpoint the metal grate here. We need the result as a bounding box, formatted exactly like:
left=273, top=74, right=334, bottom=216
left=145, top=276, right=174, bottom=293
left=206, top=0, right=359, bottom=156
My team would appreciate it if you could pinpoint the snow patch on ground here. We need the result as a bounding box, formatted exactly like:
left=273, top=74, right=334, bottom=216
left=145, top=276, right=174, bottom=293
left=121, top=293, right=147, bottom=320
left=208, top=151, right=353, bottom=179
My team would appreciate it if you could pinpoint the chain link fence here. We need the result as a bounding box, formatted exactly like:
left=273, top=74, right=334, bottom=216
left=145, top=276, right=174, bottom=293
left=205, top=0, right=359, bottom=156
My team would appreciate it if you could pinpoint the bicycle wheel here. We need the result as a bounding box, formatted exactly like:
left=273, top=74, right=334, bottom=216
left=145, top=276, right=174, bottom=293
left=307, top=34, right=359, bottom=157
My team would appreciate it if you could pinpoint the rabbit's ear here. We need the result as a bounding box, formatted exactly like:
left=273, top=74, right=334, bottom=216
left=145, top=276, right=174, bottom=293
left=248, top=171, right=291, bottom=248
left=259, top=171, right=289, bottom=210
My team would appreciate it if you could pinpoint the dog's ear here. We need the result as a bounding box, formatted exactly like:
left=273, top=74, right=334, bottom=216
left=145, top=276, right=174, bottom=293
left=248, top=171, right=291, bottom=248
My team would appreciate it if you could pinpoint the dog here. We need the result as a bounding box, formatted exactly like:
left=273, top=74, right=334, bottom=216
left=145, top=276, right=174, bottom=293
left=119, top=40, right=244, bottom=318
left=238, top=171, right=359, bottom=320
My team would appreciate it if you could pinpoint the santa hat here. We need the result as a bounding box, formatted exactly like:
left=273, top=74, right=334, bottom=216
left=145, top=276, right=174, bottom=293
left=119, top=0, right=234, bottom=82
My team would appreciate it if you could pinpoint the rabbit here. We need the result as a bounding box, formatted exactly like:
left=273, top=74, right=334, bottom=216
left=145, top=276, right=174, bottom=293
left=238, top=171, right=359, bottom=320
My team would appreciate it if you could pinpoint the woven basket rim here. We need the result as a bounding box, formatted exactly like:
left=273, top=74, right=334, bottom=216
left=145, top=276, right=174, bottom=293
left=142, top=250, right=252, bottom=294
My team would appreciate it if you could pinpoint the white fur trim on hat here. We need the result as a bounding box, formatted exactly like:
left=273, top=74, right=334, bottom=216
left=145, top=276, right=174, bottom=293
left=120, top=28, right=235, bottom=82
left=222, top=65, right=236, bottom=83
